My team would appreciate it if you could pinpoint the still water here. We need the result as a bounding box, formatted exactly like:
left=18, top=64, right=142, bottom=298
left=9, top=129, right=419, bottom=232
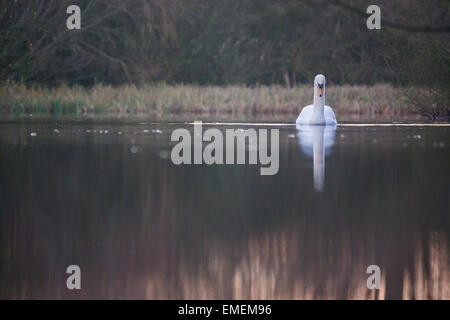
left=0, top=120, right=449, bottom=299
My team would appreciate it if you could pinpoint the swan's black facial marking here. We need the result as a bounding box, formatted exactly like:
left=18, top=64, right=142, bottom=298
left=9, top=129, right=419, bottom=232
left=317, top=82, right=324, bottom=97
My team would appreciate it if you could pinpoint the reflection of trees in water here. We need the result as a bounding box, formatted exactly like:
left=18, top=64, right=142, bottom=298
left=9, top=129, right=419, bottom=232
left=0, top=127, right=449, bottom=299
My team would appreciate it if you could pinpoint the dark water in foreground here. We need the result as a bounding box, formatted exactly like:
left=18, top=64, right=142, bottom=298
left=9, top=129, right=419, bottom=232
left=0, top=120, right=448, bottom=299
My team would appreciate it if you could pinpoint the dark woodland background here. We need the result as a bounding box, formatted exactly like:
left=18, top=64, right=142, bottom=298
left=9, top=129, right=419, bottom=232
left=0, top=0, right=449, bottom=91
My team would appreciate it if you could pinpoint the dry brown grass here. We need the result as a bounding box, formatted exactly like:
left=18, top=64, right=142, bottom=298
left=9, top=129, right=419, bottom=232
left=0, top=83, right=416, bottom=119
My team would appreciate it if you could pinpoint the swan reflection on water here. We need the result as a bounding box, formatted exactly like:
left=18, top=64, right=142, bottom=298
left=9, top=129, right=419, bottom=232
left=296, top=124, right=336, bottom=191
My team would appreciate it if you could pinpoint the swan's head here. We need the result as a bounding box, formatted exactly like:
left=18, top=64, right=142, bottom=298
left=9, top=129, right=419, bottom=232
left=314, top=74, right=326, bottom=97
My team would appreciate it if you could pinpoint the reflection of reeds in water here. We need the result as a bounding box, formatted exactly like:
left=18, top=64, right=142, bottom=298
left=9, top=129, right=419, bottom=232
left=1, top=129, right=448, bottom=299
left=402, top=233, right=449, bottom=300
left=144, top=231, right=448, bottom=300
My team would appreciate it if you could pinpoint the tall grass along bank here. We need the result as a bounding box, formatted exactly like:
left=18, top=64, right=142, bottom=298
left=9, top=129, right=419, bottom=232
left=0, top=83, right=443, bottom=120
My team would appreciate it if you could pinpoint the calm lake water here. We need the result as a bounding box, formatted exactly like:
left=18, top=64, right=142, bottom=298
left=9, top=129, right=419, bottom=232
left=0, top=120, right=448, bottom=299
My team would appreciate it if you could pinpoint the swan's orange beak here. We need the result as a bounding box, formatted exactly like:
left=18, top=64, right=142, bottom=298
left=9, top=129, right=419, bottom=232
left=318, top=87, right=323, bottom=97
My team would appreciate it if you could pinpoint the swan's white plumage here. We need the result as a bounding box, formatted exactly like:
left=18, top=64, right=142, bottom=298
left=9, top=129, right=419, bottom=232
left=296, top=105, right=337, bottom=126
left=295, top=74, right=337, bottom=126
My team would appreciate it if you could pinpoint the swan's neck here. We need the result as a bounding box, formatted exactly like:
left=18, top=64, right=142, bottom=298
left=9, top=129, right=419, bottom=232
left=310, top=87, right=325, bottom=124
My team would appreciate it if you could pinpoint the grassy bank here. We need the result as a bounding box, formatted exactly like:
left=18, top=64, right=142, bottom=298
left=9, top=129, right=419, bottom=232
left=0, top=83, right=433, bottom=120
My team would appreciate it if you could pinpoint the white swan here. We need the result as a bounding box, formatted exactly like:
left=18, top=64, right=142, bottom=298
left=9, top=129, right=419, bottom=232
left=296, top=74, right=337, bottom=126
